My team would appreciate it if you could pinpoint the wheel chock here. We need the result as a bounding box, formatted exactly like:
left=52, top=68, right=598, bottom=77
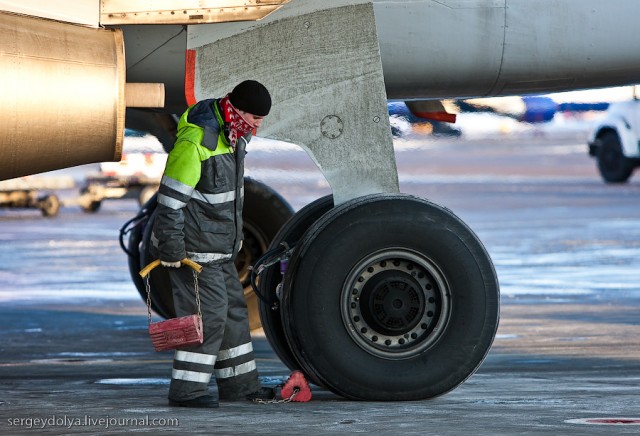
left=281, top=370, right=312, bottom=402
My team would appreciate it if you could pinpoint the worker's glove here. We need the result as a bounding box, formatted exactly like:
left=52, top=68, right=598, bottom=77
left=161, top=260, right=182, bottom=268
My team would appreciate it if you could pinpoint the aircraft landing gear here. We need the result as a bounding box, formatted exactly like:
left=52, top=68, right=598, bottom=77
left=259, top=194, right=499, bottom=401
left=172, top=2, right=499, bottom=400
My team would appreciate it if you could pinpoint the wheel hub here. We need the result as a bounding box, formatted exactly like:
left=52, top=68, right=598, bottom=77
left=342, top=250, right=450, bottom=359
left=361, top=270, right=425, bottom=335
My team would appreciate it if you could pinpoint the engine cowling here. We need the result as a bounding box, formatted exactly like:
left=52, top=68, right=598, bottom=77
left=0, top=12, right=126, bottom=181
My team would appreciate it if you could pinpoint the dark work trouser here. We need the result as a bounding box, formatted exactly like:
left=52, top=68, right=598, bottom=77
left=167, top=260, right=261, bottom=401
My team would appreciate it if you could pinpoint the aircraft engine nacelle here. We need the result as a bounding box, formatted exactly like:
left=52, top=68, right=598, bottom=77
left=0, top=12, right=163, bottom=181
left=0, top=12, right=123, bottom=180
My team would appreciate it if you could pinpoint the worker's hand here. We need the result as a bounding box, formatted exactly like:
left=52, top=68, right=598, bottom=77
left=161, top=260, right=182, bottom=268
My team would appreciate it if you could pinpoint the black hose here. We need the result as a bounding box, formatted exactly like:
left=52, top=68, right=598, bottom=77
left=118, top=206, right=152, bottom=256
left=249, top=242, right=293, bottom=305
left=118, top=194, right=158, bottom=256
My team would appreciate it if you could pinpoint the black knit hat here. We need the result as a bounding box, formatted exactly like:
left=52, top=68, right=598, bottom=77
left=229, top=80, right=271, bottom=116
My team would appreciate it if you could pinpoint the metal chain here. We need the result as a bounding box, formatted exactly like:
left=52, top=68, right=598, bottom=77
left=145, top=266, right=202, bottom=325
left=192, top=269, right=202, bottom=319
left=253, top=387, right=299, bottom=404
left=145, top=276, right=153, bottom=325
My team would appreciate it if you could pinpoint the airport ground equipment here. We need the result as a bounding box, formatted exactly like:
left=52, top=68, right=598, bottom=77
left=588, top=100, right=640, bottom=183
left=0, top=176, right=71, bottom=217
left=76, top=133, right=167, bottom=213
left=77, top=174, right=159, bottom=213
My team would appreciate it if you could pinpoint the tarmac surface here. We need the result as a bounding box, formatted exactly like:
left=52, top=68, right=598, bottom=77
left=1, top=129, right=640, bottom=434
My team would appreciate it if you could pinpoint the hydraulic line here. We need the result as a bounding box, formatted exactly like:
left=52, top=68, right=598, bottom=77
left=249, top=242, right=294, bottom=306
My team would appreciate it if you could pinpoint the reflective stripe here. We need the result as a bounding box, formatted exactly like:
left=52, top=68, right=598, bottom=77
left=175, top=350, right=216, bottom=366
left=158, top=193, right=187, bottom=210
left=191, top=186, right=244, bottom=204
left=172, top=369, right=211, bottom=383
left=161, top=175, right=194, bottom=196
left=214, top=361, right=256, bottom=379
left=192, top=189, right=235, bottom=204
left=150, top=231, right=159, bottom=247
left=218, top=343, right=253, bottom=361
left=187, top=251, right=232, bottom=263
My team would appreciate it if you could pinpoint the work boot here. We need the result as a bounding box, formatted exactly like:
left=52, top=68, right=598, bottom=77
left=168, top=395, right=219, bottom=408
left=245, top=387, right=275, bottom=401
left=220, top=386, right=276, bottom=401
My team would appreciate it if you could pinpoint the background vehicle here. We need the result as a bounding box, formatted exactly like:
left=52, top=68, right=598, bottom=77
left=0, top=176, right=67, bottom=217
left=588, top=99, right=640, bottom=183
left=78, top=131, right=166, bottom=212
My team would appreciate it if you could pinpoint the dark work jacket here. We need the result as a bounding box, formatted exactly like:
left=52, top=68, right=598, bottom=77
left=151, top=98, right=250, bottom=264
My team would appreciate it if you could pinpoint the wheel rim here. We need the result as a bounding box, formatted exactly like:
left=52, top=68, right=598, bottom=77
left=341, top=248, right=451, bottom=360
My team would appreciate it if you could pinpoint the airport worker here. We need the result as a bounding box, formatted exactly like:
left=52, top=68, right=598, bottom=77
left=150, top=80, right=274, bottom=408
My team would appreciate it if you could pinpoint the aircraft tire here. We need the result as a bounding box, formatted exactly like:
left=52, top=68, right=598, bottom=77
left=281, top=194, right=499, bottom=400
left=597, top=131, right=634, bottom=183
left=258, top=195, right=334, bottom=371
left=137, top=178, right=293, bottom=330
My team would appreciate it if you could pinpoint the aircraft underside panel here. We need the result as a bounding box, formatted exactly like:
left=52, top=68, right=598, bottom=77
left=188, top=3, right=399, bottom=205
left=495, top=0, right=640, bottom=95
left=376, top=0, right=640, bottom=99
left=121, top=0, right=640, bottom=116
left=374, top=0, right=506, bottom=100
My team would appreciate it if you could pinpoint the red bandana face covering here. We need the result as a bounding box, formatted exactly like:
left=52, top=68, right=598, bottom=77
left=219, top=95, right=255, bottom=148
